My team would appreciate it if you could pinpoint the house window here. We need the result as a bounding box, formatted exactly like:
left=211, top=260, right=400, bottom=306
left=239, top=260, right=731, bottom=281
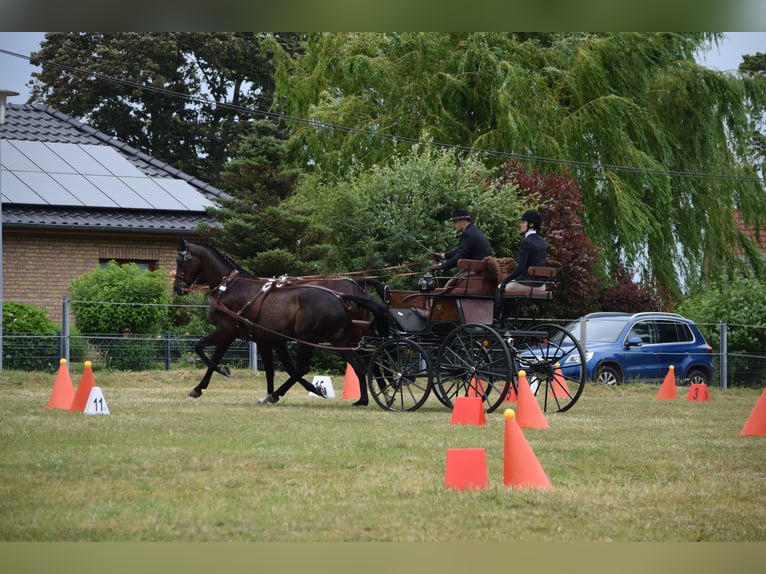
left=99, top=259, right=158, bottom=272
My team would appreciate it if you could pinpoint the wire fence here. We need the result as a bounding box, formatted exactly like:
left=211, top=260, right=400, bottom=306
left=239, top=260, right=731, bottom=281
left=2, top=329, right=766, bottom=387
left=1, top=332, right=259, bottom=373
left=1, top=298, right=765, bottom=387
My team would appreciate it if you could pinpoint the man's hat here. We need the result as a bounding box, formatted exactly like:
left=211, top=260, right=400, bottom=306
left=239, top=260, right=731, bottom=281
left=451, top=209, right=471, bottom=221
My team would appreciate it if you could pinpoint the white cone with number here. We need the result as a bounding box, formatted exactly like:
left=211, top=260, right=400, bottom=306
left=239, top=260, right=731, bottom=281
left=308, top=375, right=335, bottom=398
left=83, top=387, right=110, bottom=415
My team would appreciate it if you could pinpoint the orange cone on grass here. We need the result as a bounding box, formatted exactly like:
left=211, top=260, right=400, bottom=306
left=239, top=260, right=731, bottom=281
left=503, top=383, right=517, bottom=402
left=341, top=362, right=360, bottom=399
left=740, top=387, right=766, bottom=437
left=549, top=363, right=571, bottom=398
left=47, top=358, right=75, bottom=410
left=687, top=383, right=711, bottom=402
left=450, top=396, right=486, bottom=426
left=444, top=448, right=489, bottom=490
left=503, top=409, right=553, bottom=490
left=468, top=377, right=485, bottom=398
left=656, top=365, right=677, bottom=400
left=515, top=370, right=549, bottom=429
left=70, top=361, right=96, bottom=413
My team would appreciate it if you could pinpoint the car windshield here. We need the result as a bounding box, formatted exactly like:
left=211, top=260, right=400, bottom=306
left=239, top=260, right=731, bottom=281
left=564, top=318, right=628, bottom=343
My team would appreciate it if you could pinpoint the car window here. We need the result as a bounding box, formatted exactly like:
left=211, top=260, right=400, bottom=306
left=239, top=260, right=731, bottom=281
left=654, top=320, right=693, bottom=343
left=565, top=319, right=627, bottom=343
left=627, top=321, right=653, bottom=344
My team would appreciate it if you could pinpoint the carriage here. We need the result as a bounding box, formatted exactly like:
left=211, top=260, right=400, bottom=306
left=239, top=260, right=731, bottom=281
left=173, top=240, right=586, bottom=413
left=363, top=257, right=586, bottom=413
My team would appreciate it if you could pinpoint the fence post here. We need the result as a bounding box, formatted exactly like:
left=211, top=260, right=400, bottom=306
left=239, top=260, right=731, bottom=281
left=719, top=321, right=727, bottom=389
left=250, top=341, right=258, bottom=371
left=165, top=333, right=171, bottom=370
left=61, top=295, right=70, bottom=364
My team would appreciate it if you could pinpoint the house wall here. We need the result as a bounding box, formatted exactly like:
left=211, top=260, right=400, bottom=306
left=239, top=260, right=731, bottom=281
left=2, top=230, right=184, bottom=325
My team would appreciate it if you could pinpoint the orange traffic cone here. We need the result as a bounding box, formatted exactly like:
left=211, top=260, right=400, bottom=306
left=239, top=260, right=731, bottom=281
left=656, top=365, right=678, bottom=400
left=341, top=362, right=360, bottom=399
left=687, top=383, right=711, bottom=402
left=550, top=363, right=570, bottom=398
left=515, top=370, right=549, bottom=429
left=70, top=361, right=96, bottom=413
left=467, top=377, right=485, bottom=398
left=503, top=382, right=517, bottom=402
left=47, top=358, right=75, bottom=410
left=450, top=396, right=486, bottom=425
left=740, top=387, right=766, bottom=437
left=445, top=448, right=489, bottom=490
left=503, top=409, right=553, bottom=490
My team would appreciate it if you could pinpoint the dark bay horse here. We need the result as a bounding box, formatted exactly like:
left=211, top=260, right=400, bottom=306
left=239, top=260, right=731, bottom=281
left=173, top=239, right=389, bottom=406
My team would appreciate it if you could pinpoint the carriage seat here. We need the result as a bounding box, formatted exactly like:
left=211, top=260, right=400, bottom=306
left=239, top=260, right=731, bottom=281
left=501, top=266, right=557, bottom=300
left=433, top=259, right=496, bottom=296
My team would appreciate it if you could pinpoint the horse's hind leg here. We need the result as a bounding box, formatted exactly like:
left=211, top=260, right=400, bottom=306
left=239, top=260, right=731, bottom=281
left=259, top=344, right=319, bottom=403
left=342, top=351, right=369, bottom=407
left=258, top=342, right=277, bottom=396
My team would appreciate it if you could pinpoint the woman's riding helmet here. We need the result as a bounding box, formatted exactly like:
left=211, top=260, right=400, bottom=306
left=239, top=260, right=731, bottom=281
left=521, top=210, right=542, bottom=229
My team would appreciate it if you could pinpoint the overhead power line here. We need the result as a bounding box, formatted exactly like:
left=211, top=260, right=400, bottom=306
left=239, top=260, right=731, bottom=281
left=2, top=47, right=765, bottom=185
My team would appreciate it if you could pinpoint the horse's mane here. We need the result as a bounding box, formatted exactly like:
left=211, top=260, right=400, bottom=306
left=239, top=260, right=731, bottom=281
left=189, top=241, right=254, bottom=277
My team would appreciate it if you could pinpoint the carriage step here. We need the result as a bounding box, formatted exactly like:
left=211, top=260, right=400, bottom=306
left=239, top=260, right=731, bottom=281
left=501, top=329, right=549, bottom=338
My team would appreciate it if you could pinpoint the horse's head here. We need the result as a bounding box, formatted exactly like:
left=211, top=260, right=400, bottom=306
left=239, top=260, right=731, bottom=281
left=174, top=238, right=202, bottom=295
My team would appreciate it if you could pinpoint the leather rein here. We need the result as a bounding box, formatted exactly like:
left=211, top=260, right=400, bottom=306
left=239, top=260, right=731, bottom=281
left=207, top=271, right=365, bottom=352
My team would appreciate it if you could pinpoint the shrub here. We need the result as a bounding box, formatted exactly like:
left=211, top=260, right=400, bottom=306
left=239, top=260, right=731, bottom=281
left=69, top=261, right=171, bottom=370
left=2, top=302, right=60, bottom=371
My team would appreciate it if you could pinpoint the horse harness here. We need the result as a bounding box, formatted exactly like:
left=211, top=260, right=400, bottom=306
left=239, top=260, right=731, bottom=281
left=207, top=271, right=362, bottom=351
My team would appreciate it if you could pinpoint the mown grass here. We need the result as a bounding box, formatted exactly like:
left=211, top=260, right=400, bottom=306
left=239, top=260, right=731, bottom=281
left=1, top=367, right=765, bottom=541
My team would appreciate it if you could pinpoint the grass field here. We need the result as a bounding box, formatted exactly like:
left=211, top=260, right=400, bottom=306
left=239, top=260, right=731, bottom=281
left=1, top=367, right=765, bottom=542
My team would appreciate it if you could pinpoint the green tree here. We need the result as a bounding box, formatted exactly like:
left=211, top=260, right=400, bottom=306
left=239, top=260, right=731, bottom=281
left=273, top=32, right=766, bottom=296
left=677, top=278, right=766, bottom=385
left=29, top=32, right=302, bottom=185
left=197, top=119, right=320, bottom=276
left=285, top=146, right=527, bottom=289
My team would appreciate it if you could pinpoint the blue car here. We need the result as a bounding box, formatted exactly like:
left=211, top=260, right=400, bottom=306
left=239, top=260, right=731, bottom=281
left=558, top=312, right=714, bottom=386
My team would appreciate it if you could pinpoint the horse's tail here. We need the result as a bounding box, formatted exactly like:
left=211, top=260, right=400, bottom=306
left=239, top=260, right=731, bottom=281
left=355, top=277, right=389, bottom=304
left=341, top=294, right=391, bottom=338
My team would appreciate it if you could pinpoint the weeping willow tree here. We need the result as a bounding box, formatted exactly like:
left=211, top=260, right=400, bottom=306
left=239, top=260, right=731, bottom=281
left=271, top=32, right=766, bottom=297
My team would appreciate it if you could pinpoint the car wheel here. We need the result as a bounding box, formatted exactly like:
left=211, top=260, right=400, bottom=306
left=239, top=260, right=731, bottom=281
left=595, top=364, right=621, bottom=386
left=686, top=368, right=710, bottom=386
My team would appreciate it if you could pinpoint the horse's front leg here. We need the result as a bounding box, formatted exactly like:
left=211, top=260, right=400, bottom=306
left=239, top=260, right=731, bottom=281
left=189, top=333, right=233, bottom=398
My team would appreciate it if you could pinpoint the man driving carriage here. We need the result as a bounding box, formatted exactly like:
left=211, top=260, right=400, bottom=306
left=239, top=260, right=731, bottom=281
left=430, top=209, right=493, bottom=272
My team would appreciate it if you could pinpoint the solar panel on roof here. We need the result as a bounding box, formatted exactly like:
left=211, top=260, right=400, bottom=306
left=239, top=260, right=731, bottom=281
left=2, top=140, right=214, bottom=211
left=85, top=175, right=154, bottom=209
left=14, top=171, right=81, bottom=205
left=50, top=174, right=120, bottom=208
left=46, top=142, right=112, bottom=176
left=156, top=179, right=215, bottom=210
left=83, top=145, right=144, bottom=177
left=0, top=171, right=45, bottom=203
left=1, top=140, right=40, bottom=172
left=121, top=177, right=187, bottom=210
left=11, top=140, right=76, bottom=174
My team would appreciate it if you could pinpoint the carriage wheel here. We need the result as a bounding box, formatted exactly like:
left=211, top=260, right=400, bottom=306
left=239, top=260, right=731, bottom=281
left=367, top=338, right=432, bottom=411
left=435, top=324, right=513, bottom=413
left=510, top=323, right=586, bottom=412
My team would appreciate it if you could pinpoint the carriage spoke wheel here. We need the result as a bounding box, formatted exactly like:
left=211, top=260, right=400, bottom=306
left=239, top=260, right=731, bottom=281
left=435, top=324, right=513, bottom=413
left=510, top=323, right=586, bottom=413
left=367, top=338, right=432, bottom=411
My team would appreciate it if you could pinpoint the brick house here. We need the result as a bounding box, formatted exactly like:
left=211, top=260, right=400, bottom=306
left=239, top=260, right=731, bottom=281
left=0, top=102, right=228, bottom=323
